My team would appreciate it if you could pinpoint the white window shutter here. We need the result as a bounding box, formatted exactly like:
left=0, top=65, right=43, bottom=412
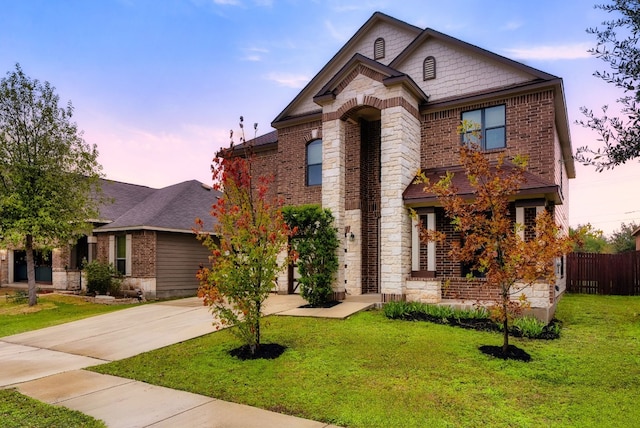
left=125, top=234, right=132, bottom=276
left=108, top=236, right=115, bottom=265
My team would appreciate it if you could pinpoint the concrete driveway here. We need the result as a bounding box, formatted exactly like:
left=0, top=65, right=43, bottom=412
left=0, top=293, right=346, bottom=427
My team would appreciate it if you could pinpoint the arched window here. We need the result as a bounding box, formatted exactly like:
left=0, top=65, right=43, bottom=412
left=423, top=56, right=436, bottom=80
left=306, top=139, right=322, bottom=186
left=374, top=38, right=385, bottom=60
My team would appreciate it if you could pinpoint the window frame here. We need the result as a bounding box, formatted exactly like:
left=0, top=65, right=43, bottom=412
left=461, top=105, right=506, bottom=150
left=306, top=139, right=322, bottom=187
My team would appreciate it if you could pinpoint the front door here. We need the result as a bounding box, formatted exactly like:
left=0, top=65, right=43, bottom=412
left=13, top=250, right=52, bottom=283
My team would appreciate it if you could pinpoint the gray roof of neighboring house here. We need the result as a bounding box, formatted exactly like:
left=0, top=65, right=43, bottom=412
left=94, top=179, right=219, bottom=234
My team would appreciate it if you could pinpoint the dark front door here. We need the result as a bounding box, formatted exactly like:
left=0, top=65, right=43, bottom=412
left=13, top=250, right=53, bottom=283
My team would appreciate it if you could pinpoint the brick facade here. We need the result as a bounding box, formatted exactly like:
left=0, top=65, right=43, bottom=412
left=245, top=13, right=573, bottom=321
left=421, top=90, right=556, bottom=183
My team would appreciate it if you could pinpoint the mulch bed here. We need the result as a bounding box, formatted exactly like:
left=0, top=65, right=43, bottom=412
left=398, top=313, right=561, bottom=340
left=230, top=343, right=287, bottom=360
left=479, top=344, right=531, bottom=362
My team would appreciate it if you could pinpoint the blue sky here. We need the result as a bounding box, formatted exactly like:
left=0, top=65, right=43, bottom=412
left=1, top=0, right=639, bottom=235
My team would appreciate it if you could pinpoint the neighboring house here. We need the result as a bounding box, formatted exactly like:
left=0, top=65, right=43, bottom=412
left=633, top=226, right=640, bottom=251
left=244, top=12, right=574, bottom=321
left=0, top=178, right=219, bottom=299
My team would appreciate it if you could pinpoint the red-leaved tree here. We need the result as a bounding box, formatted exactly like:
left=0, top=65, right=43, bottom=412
left=196, top=117, right=291, bottom=356
left=417, top=144, right=573, bottom=357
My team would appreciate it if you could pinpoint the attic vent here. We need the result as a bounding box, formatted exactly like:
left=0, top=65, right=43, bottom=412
left=374, top=38, right=385, bottom=60
left=423, top=56, right=436, bottom=80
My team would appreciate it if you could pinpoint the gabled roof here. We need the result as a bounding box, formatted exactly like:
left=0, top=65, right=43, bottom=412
left=403, top=164, right=560, bottom=205
left=272, top=12, right=422, bottom=127
left=95, top=180, right=156, bottom=223
left=313, top=53, right=428, bottom=106
left=94, top=180, right=219, bottom=234
left=389, top=28, right=558, bottom=81
left=232, top=129, right=278, bottom=153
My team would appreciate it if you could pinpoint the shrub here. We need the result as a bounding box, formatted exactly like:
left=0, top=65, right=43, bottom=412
left=383, top=301, right=411, bottom=319
left=512, top=316, right=545, bottom=338
left=83, top=260, right=122, bottom=296
left=282, top=205, right=339, bottom=307
left=384, top=301, right=559, bottom=339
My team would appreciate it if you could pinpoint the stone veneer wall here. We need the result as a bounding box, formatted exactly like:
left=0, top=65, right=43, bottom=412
left=322, top=118, right=347, bottom=294
left=379, top=91, right=422, bottom=298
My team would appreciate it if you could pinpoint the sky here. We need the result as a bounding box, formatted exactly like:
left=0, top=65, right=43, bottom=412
left=1, top=0, right=639, bottom=236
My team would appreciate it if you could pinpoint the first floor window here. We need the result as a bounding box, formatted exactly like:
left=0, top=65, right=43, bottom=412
left=116, top=235, right=127, bottom=275
left=462, top=105, right=506, bottom=150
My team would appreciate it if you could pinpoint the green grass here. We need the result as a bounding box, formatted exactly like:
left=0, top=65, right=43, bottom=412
left=0, top=388, right=106, bottom=427
left=89, top=294, right=640, bottom=427
left=0, top=292, right=140, bottom=337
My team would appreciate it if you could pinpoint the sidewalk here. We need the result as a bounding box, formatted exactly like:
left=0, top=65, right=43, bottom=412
left=0, top=293, right=376, bottom=427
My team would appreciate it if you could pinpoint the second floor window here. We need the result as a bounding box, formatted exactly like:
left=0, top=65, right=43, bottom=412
left=461, top=105, right=506, bottom=150
left=307, top=139, right=322, bottom=186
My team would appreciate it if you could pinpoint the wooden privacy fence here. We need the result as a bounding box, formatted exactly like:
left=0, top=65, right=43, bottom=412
left=566, top=251, right=640, bottom=295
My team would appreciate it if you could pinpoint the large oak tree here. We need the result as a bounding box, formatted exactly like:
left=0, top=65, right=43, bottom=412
left=0, top=64, right=102, bottom=306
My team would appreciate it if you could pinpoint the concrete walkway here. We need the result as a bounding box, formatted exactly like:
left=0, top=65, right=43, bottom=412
left=0, top=293, right=376, bottom=427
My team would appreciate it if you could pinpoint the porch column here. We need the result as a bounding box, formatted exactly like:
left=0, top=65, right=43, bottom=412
left=322, top=118, right=346, bottom=295
left=379, top=94, right=421, bottom=297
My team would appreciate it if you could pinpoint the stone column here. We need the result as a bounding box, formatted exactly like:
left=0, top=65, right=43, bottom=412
left=379, top=98, right=421, bottom=297
left=322, top=118, right=346, bottom=295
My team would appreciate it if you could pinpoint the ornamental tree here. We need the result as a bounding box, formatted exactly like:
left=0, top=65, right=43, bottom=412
left=196, top=117, right=291, bottom=357
left=0, top=64, right=102, bottom=306
left=417, top=143, right=573, bottom=357
left=282, top=205, right=339, bottom=306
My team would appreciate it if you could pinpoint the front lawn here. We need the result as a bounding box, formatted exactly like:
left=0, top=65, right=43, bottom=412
left=0, top=388, right=106, bottom=427
left=0, top=291, right=140, bottom=337
left=91, top=294, right=640, bottom=427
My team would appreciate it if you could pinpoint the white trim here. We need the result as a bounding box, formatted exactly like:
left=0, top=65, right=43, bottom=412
left=125, top=234, right=132, bottom=276
left=108, top=236, right=115, bottom=265
left=94, top=226, right=215, bottom=235
left=427, top=212, right=436, bottom=272
left=8, top=251, right=14, bottom=284
left=411, top=217, right=420, bottom=271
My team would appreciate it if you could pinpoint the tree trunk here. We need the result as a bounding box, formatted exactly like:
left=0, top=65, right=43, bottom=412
left=254, top=300, right=261, bottom=356
left=502, top=290, right=509, bottom=355
left=25, top=234, right=38, bottom=307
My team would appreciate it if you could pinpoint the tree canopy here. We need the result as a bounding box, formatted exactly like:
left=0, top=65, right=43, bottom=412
left=417, top=144, right=573, bottom=357
left=569, top=223, right=612, bottom=253
left=577, top=0, right=640, bottom=170
left=0, top=64, right=102, bottom=305
left=196, top=118, right=291, bottom=357
left=609, top=221, right=639, bottom=252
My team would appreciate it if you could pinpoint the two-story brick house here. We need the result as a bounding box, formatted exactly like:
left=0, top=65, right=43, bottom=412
left=244, top=12, right=575, bottom=320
